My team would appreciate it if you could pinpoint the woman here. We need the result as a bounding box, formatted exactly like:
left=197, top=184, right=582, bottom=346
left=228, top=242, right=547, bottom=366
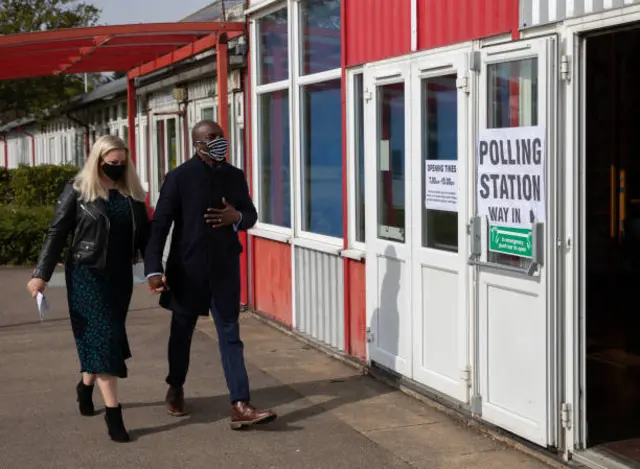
left=27, top=135, right=150, bottom=443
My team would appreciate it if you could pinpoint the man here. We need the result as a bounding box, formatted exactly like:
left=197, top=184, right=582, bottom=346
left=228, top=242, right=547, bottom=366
left=144, top=120, right=276, bottom=429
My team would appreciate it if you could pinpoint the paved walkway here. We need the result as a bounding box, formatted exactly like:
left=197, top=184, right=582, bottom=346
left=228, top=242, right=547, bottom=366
left=0, top=267, right=559, bottom=469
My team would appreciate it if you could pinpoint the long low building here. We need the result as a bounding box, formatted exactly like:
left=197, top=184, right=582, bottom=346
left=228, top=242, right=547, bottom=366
left=4, top=0, right=640, bottom=467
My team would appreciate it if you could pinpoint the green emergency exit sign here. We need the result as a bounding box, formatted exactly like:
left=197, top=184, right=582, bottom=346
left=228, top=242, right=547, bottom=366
left=489, top=225, right=533, bottom=258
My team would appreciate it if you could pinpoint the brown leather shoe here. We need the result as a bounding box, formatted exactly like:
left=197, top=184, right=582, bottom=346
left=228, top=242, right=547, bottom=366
left=230, top=401, right=277, bottom=430
left=165, top=386, right=188, bottom=417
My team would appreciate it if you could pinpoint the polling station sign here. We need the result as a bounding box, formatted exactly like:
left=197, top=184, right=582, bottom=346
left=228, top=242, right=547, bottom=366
left=477, top=126, right=546, bottom=228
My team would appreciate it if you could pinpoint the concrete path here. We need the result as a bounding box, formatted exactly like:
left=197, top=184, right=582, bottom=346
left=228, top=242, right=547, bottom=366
left=0, top=267, right=558, bottom=469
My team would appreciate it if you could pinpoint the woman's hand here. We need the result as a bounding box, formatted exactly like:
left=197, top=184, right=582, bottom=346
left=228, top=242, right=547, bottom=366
left=147, top=274, right=169, bottom=293
left=27, top=278, right=47, bottom=298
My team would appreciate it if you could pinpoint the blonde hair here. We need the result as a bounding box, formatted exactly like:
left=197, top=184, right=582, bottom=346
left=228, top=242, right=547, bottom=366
left=73, top=134, right=146, bottom=202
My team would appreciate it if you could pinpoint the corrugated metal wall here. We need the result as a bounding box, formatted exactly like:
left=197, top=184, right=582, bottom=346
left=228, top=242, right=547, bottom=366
left=418, top=0, right=516, bottom=50
left=520, top=0, right=638, bottom=28
left=344, top=0, right=518, bottom=67
left=345, top=0, right=412, bottom=66
left=295, top=246, right=345, bottom=351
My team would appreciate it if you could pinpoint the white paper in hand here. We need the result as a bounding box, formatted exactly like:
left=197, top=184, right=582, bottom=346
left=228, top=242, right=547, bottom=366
left=36, top=292, right=50, bottom=322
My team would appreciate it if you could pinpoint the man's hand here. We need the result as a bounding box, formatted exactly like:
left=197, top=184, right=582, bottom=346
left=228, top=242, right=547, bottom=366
left=148, top=274, right=169, bottom=293
left=205, top=198, right=241, bottom=229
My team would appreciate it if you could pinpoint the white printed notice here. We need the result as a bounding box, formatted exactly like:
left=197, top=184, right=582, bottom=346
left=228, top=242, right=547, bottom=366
left=477, top=126, right=546, bottom=228
left=425, top=160, right=458, bottom=212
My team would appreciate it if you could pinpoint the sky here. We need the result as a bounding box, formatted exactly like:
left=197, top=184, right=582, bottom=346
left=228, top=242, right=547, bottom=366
left=91, top=0, right=213, bottom=25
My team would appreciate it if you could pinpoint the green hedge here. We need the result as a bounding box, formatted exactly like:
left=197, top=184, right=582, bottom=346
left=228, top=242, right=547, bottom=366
left=0, top=164, right=78, bottom=266
left=9, top=164, right=79, bottom=206
left=0, top=205, right=60, bottom=266
left=0, top=167, right=11, bottom=205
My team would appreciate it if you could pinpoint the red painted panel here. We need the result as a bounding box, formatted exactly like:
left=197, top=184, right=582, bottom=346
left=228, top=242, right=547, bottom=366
left=239, top=233, right=249, bottom=307
left=239, top=70, right=249, bottom=308
left=345, top=0, right=411, bottom=67
left=417, top=0, right=517, bottom=51
left=347, top=259, right=367, bottom=361
left=253, top=237, right=292, bottom=326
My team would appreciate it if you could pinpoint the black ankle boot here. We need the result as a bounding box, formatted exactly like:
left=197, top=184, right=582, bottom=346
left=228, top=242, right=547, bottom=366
left=76, top=380, right=95, bottom=416
left=104, top=405, right=130, bottom=443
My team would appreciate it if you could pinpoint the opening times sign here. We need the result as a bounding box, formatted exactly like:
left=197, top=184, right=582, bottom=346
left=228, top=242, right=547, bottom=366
left=477, top=126, right=546, bottom=257
left=425, top=160, right=458, bottom=212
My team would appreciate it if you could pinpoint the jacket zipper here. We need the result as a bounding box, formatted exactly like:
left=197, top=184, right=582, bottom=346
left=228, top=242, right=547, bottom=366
left=127, top=198, right=136, bottom=259
left=80, top=204, right=97, bottom=220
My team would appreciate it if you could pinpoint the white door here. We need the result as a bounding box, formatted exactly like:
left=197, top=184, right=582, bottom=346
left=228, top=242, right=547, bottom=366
left=562, top=31, right=582, bottom=454
left=476, top=37, right=558, bottom=447
left=150, top=116, right=181, bottom=204
left=232, top=92, right=245, bottom=170
left=365, top=63, right=413, bottom=378
left=410, top=50, right=471, bottom=403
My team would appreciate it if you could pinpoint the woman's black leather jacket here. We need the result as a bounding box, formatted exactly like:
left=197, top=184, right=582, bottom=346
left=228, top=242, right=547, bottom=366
left=32, top=181, right=150, bottom=282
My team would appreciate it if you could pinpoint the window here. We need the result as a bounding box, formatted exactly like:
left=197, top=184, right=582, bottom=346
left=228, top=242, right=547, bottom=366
left=62, top=137, right=68, bottom=163
left=353, top=73, right=365, bottom=244
left=156, top=120, right=165, bottom=190
left=122, top=125, right=129, bottom=146
left=257, top=8, right=288, bottom=84
left=258, top=90, right=291, bottom=227
left=167, top=119, right=178, bottom=170
left=227, top=101, right=234, bottom=154
left=488, top=59, right=538, bottom=128
left=252, top=1, right=342, bottom=239
left=74, top=132, right=84, bottom=166
left=120, top=102, right=128, bottom=120
left=422, top=75, right=458, bottom=252
left=377, top=83, right=405, bottom=242
left=487, top=58, right=538, bottom=267
left=299, top=0, right=341, bottom=75
left=300, top=79, right=342, bottom=238
left=201, top=106, right=215, bottom=121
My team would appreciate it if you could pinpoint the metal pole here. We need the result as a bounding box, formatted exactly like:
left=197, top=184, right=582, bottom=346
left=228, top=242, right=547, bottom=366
left=127, top=77, right=137, bottom=166
left=217, top=33, right=229, bottom=142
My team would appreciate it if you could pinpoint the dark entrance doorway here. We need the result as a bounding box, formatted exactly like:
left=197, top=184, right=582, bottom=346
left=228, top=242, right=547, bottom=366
left=585, top=26, right=640, bottom=464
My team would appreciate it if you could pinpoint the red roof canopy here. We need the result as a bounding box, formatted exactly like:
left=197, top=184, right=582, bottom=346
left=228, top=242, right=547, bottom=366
left=0, top=22, right=245, bottom=80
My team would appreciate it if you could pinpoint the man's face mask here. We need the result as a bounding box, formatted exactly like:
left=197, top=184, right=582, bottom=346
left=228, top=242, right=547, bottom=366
left=197, top=137, right=229, bottom=162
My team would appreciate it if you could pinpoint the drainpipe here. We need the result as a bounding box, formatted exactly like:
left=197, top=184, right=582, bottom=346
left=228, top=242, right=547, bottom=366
left=0, top=134, right=7, bottom=168
left=17, top=125, right=35, bottom=166
left=145, top=99, right=153, bottom=217
left=66, top=113, right=91, bottom=161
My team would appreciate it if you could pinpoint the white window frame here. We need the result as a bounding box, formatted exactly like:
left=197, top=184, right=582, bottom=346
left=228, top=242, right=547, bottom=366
left=346, top=67, right=366, bottom=253
left=251, top=0, right=294, bottom=237
left=292, top=0, right=343, bottom=247
left=250, top=0, right=343, bottom=245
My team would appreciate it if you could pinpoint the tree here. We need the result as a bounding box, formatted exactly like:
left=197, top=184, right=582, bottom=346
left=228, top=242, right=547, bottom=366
left=0, top=0, right=102, bottom=124
left=110, top=72, right=127, bottom=81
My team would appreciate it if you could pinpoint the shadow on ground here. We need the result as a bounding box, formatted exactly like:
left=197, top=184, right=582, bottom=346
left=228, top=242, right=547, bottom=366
left=125, top=374, right=386, bottom=440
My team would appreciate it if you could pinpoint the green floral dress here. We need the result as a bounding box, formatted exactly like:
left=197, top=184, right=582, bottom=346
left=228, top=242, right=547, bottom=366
left=65, top=190, right=134, bottom=378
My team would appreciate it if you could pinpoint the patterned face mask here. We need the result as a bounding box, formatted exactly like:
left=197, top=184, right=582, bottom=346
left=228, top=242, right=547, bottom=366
left=197, top=137, right=229, bottom=162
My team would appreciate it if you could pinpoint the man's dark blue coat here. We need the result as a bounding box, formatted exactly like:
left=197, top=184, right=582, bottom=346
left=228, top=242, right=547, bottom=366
left=144, top=156, right=257, bottom=317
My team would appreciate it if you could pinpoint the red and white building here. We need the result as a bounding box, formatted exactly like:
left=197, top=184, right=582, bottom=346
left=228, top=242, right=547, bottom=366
left=244, top=0, right=640, bottom=467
